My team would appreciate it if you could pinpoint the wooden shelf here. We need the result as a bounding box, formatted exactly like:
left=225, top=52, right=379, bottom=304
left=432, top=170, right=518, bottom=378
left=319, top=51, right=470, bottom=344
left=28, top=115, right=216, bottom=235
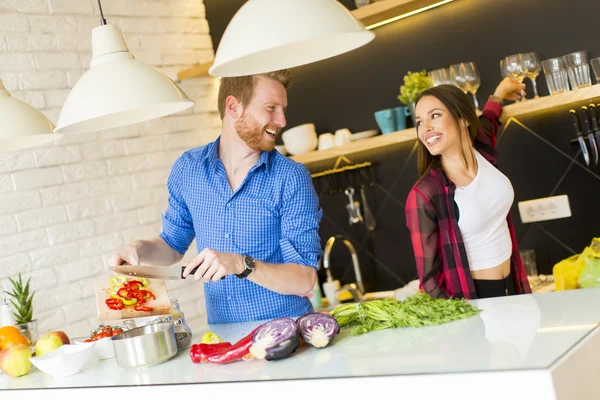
left=290, top=128, right=417, bottom=167
left=501, top=84, right=600, bottom=122
left=352, top=0, right=452, bottom=29
left=177, top=61, right=214, bottom=81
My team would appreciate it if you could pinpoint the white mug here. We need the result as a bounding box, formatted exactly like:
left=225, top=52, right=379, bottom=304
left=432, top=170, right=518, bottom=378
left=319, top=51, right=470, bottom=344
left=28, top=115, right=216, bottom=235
left=334, top=128, right=351, bottom=147
left=318, top=133, right=334, bottom=150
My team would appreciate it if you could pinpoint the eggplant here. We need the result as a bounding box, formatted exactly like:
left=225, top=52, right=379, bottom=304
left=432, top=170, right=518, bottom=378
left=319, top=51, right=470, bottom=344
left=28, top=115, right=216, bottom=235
left=296, top=313, right=340, bottom=348
left=249, top=318, right=300, bottom=361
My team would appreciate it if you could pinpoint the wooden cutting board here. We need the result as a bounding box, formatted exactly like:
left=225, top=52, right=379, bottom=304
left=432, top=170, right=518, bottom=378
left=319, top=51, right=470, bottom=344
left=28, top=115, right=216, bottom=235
left=95, top=273, right=173, bottom=321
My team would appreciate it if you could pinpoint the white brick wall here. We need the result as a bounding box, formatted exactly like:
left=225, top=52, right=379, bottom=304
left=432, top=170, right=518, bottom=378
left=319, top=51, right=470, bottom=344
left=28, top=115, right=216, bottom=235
left=0, top=0, right=220, bottom=339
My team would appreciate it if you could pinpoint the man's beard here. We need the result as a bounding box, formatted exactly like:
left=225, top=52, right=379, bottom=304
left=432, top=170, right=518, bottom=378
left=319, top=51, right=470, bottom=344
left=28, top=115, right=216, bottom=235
left=235, top=110, right=277, bottom=152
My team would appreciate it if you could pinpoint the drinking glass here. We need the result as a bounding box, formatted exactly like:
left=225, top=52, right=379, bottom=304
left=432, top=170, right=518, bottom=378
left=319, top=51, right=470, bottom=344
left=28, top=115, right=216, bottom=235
left=461, top=62, right=481, bottom=113
left=449, top=63, right=468, bottom=93
left=522, top=52, right=541, bottom=98
left=429, top=68, right=450, bottom=87
left=541, top=57, right=570, bottom=94
left=504, top=54, right=527, bottom=101
left=591, top=57, right=600, bottom=84
left=564, top=51, right=592, bottom=89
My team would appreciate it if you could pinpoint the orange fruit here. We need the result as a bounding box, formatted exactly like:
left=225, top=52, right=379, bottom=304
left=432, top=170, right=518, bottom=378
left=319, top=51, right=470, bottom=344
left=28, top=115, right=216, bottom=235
left=0, top=326, right=22, bottom=341
left=0, top=326, right=29, bottom=350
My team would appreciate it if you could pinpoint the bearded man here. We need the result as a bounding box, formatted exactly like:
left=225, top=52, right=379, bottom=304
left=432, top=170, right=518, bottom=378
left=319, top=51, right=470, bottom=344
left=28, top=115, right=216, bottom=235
left=108, top=70, right=323, bottom=324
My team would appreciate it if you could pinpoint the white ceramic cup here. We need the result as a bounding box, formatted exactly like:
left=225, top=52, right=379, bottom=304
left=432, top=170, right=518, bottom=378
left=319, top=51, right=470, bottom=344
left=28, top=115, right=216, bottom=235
left=318, top=133, right=334, bottom=150
left=334, top=128, right=352, bottom=147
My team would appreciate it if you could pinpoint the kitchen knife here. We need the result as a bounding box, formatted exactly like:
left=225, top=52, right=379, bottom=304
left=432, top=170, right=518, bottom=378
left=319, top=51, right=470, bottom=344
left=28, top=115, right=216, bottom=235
left=580, top=106, right=599, bottom=165
left=109, top=265, right=202, bottom=280
left=589, top=103, right=600, bottom=153
left=569, top=109, right=590, bottom=166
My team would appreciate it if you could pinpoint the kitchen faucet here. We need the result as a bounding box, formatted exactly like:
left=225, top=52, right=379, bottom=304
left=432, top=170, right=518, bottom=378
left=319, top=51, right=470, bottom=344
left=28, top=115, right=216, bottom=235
left=322, top=235, right=365, bottom=302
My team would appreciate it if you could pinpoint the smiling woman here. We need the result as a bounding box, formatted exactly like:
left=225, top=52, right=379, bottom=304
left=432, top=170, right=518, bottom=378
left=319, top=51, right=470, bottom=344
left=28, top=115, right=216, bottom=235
left=405, top=78, right=533, bottom=301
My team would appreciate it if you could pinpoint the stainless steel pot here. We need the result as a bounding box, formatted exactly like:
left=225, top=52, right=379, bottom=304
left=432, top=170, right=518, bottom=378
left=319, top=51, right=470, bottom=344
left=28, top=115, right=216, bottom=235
left=111, top=322, right=177, bottom=369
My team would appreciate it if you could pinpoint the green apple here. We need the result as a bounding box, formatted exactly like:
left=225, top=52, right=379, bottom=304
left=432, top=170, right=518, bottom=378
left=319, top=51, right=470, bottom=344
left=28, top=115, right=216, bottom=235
left=35, top=332, right=65, bottom=357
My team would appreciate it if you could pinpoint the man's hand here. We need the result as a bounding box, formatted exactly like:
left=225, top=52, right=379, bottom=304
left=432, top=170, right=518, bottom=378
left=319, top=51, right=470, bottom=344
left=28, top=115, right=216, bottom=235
left=183, top=249, right=244, bottom=282
left=107, top=242, right=141, bottom=268
left=494, top=77, right=526, bottom=101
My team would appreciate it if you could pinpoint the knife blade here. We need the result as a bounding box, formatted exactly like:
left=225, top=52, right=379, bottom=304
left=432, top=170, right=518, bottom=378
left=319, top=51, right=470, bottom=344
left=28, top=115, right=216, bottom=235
left=109, top=265, right=199, bottom=280
left=569, top=109, right=590, bottom=166
left=581, top=106, right=599, bottom=165
left=589, top=103, right=600, bottom=153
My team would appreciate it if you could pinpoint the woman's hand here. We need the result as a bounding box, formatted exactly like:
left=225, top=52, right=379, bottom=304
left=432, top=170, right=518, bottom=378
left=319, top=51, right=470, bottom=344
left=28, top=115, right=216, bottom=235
left=493, top=77, right=526, bottom=101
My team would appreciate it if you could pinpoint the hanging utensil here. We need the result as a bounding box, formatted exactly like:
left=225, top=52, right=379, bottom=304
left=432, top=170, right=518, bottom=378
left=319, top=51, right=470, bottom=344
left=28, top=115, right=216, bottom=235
left=344, top=187, right=363, bottom=225
left=569, top=109, right=590, bottom=166
left=580, top=106, right=599, bottom=165
left=360, top=184, right=376, bottom=231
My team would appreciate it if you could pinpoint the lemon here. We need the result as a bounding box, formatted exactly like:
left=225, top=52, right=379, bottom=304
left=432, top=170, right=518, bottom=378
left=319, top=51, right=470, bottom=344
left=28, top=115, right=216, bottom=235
left=201, top=332, right=223, bottom=344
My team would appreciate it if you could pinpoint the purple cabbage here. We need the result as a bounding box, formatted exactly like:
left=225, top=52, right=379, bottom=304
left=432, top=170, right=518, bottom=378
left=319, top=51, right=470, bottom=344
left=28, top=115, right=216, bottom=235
left=296, top=313, right=340, bottom=348
left=250, top=317, right=300, bottom=361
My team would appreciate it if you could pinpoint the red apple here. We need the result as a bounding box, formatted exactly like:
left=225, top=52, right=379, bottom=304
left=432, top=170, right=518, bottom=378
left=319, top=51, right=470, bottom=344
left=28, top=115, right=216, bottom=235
left=35, top=331, right=69, bottom=357
left=47, top=331, right=70, bottom=345
left=0, top=344, right=32, bottom=377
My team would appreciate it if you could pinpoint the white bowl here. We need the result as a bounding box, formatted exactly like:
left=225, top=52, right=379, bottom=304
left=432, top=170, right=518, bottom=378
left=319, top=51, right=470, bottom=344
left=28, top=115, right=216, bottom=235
left=281, top=123, right=318, bottom=156
left=73, top=336, right=115, bottom=360
left=30, top=343, right=94, bottom=378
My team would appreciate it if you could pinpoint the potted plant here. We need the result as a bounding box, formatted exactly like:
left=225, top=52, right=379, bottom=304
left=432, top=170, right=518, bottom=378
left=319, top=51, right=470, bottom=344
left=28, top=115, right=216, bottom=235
left=398, top=70, right=433, bottom=127
left=6, top=273, right=37, bottom=344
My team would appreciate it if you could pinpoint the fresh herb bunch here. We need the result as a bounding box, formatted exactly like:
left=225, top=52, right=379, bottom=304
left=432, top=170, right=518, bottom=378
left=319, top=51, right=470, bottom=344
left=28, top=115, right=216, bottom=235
left=6, top=273, right=35, bottom=324
left=398, top=70, right=433, bottom=105
left=330, top=293, right=481, bottom=336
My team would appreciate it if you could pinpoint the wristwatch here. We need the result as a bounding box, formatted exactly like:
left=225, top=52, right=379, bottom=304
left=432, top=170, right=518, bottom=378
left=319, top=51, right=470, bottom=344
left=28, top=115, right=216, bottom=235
left=236, top=255, right=256, bottom=279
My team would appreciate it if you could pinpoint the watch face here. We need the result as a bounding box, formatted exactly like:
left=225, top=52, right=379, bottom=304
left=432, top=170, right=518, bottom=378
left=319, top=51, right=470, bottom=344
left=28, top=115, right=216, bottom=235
left=244, top=255, right=255, bottom=270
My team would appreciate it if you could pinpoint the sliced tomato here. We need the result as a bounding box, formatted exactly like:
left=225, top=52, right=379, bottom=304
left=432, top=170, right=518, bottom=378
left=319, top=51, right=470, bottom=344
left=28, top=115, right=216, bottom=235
left=133, top=305, right=153, bottom=312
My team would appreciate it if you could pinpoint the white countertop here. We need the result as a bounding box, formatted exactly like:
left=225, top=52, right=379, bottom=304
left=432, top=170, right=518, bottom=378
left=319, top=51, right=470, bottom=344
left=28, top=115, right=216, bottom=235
left=2, top=288, right=600, bottom=397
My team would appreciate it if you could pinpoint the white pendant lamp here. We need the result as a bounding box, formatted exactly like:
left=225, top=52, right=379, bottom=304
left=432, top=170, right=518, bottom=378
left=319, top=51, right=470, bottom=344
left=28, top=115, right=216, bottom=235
left=54, top=1, right=194, bottom=135
left=0, top=79, right=62, bottom=152
left=209, top=0, right=375, bottom=77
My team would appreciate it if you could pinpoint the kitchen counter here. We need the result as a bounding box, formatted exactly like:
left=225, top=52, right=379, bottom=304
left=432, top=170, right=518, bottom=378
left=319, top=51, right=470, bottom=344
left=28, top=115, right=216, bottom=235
left=2, top=289, right=600, bottom=400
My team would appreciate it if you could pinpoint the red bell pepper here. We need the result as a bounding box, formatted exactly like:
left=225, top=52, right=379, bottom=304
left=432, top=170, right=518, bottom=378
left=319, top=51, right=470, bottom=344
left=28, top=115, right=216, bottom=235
left=189, top=342, right=233, bottom=363
left=206, top=326, right=261, bottom=364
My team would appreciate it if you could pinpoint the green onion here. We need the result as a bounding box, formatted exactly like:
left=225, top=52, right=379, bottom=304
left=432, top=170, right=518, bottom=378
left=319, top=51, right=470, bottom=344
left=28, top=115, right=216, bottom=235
left=330, top=293, right=481, bottom=336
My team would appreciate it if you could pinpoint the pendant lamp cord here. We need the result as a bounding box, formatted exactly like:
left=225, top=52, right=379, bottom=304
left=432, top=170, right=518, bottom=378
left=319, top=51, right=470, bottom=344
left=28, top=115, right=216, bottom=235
left=97, top=0, right=107, bottom=25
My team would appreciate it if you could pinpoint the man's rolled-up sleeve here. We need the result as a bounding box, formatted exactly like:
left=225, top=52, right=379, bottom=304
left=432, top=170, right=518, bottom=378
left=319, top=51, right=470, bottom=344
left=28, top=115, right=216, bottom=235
left=279, top=164, right=323, bottom=269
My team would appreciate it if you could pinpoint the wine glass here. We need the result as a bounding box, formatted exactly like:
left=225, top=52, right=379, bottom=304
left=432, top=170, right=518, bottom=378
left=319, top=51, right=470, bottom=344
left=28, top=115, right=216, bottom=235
left=522, top=52, right=541, bottom=98
left=429, top=68, right=450, bottom=87
left=461, top=62, right=481, bottom=113
left=500, top=58, right=510, bottom=78
left=449, top=63, right=469, bottom=93
left=504, top=54, right=527, bottom=101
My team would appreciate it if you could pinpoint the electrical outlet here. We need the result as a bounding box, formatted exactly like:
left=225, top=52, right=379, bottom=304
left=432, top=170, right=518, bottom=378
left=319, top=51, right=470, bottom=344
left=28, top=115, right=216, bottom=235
left=518, top=195, right=571, bottom=223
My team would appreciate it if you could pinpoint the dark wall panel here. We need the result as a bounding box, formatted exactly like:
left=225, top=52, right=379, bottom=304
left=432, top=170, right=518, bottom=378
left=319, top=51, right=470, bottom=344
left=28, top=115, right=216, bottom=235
left=204, top=0, right=600, bottom=293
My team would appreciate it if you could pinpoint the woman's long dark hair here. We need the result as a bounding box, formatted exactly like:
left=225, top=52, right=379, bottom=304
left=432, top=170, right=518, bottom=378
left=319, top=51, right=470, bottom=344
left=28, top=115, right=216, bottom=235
left=414, top=85, right=480, bottom=178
